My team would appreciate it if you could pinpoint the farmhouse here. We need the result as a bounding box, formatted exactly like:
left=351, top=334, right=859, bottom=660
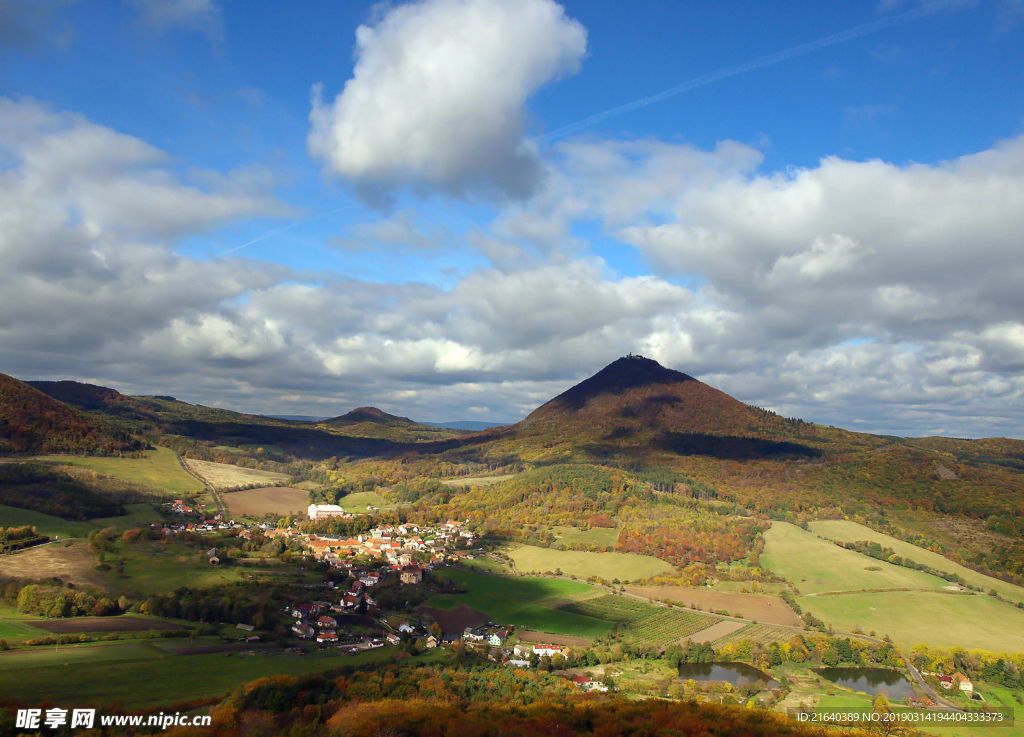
left=316, top=632, right=339, bottom=643
left=953, top=673, right=974, bottom=693
left=400, top=565, right=423, bottom=584
left=532, top=644, right=565, bottom=657
left=292, top=623, right=314, bottom=639
left=317, top=616, right=337, bottom=628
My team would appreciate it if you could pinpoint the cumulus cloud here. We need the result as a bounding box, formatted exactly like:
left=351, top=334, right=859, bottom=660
left=6, top=93, right=1024, bottom=437
left=0, top=96, right=290, bottom=367
left=307, top=0, right=587, bottom=203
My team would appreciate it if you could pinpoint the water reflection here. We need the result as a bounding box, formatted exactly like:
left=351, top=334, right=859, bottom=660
left=677, top=662, right=777, bottom=687
left=814, top=667, right=914, bottom=698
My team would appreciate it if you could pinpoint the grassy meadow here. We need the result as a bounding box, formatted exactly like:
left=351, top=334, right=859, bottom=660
left=106, top=539, right=248, bottom=595
left=501, top=542, right=673, bottom=581
left=549, top=525, right=619, bottom=548
left=337, top=490, right=390, bottom=512
left=800, top=588, right=1024, bottom=652
left=91, top=502, right=164, bottom=532
left=425, top=570, right=611, bottom=637
left=36, top=447, right=203, bottom=495
left=0, top=641, right=419, bottom=708
left=0, top=504, right=96, bottom=538
left=809, top=519, right=1024, bottom=604
left=183, top=459, right=292, bottom=491
left=441, top=474, right=517, bottom=487
left=762, top=522, right=950, bottom=594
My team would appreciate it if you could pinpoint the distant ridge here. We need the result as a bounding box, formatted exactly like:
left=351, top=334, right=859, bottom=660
left=27, top=379, right=129, bottom=412
left=267, top=414, right=331, bottom=422
left=422, top=420, right=511, bottom=431
left=324, top=407, right=415, bottom=425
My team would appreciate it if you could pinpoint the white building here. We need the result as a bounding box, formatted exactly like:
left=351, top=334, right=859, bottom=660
left=307, top=504, right=348, bottom=521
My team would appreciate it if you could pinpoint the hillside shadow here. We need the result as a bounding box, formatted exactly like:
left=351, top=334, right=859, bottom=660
left=658, top=432, right=821, bottom=460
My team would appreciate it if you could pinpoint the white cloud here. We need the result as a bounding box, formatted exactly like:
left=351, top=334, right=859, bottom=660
left=308, top=0, right=586, bottom=203
left=5, top=94, right=1024, bottom=437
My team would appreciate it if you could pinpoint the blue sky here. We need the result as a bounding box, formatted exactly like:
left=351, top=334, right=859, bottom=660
left=1, top=0, right=1023, bottom=436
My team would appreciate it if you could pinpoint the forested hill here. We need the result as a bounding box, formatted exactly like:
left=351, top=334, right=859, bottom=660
left=0, top=373, right=144, bottom=456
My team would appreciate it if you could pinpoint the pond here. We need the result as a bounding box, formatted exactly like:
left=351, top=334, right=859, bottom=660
left=678, top=662, right=777, bottom=687
left=814, top=667, right=914, bottom=699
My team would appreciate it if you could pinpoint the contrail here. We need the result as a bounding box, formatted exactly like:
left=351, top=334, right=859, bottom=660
left=541, top=1, right=961, bottom=143
left=221, top=205, right=354, bottom=256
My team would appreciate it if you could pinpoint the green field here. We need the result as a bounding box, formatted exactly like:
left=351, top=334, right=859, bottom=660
left=0, top=616, right=43, bottom=645
left=109, top=539, right=247, bottom=595
left=549, top=526, right=619, bottom=548
left=91, top=503, right=165, bottom=533
left=809, top=519, right=1024, bottom=604
left=0, top=504, right=96, bottom=538
left=425, top=570, right=611, bottom=638
left=560, top=595, right=718, bottom=649
left=338, top=491, right=390, bottom=511
left=35, top=447, right=203, bottom=495
left=501, top=542, right=673, bottom=581
left=458, top=556, right=515, bottom=575
left=801, top=589, right=1024, bottom=652
left=0, top=641, right=422, bottom=708
left=762, top=522, right=950, bottom=594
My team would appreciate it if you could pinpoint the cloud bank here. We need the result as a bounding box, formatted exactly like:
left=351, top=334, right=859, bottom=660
left=3, top=92, right=1023, bottom=437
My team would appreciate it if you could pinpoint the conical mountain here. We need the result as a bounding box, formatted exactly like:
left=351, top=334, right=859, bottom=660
left=507, top=355, right=815, bottom=460
left=521, top=355, right=764, bottom=435
left=325, top=406, right=415, bottom=426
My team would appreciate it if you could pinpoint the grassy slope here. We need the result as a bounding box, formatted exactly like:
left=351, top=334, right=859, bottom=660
left=36, top=447, right=203, bottom=495
left=425, top=570, right=611, bottom=638
left=104, top=539, right=246, bottom=595
left=337, top=490, right=391, bottom=512
left=762, top=522, right=951, bottom=594
left=0, top=504, right=96, bottom=538
left=91, top=503, right=164, bottom=532
left=0, top=642, right=422, bottom=708
left=809, top=519, right=1024, bottom=604
left=502, top=542, right=672, bottom=581
left=550, top=526, right=619, bottom=548
left=803, top=589, right=1024, bottom=653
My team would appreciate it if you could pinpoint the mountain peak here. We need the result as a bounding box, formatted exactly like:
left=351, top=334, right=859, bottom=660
left=328, top=406, right=413, bottom=425
left=529, top=355, right=696, bottom=417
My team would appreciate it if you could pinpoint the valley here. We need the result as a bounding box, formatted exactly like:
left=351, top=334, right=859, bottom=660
left=2, top=357, right=1023, bottom=734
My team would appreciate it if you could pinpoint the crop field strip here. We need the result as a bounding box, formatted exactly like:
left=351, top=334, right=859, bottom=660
left=714, top=624, right=796, bottom=647
left=559, top=595, right=718, bottom=649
